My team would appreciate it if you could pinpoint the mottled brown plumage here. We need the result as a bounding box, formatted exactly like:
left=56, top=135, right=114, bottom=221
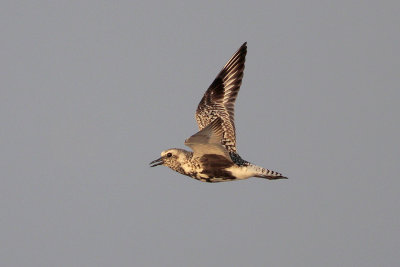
left=150, top=43, right=287, bottom=182
left=195, top=42, right=247, bottom=153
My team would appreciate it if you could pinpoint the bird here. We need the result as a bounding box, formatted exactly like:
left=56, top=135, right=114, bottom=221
left=150, top=42, right=287, bottom=183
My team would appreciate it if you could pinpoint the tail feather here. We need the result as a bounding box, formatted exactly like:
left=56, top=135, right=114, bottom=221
left=255, top=173, right=288, bottom=180
left=253, top=165, right=288, bottom=180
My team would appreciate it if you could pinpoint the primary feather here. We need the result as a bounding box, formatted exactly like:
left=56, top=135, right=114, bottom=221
left=195, top=42, right=247, bottom=153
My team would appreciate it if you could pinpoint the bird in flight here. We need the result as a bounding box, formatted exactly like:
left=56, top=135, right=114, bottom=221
left=150, top=42, right=287, bottom=182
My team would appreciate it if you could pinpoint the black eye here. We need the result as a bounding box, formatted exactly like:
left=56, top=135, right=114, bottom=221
left=167, top=153, right=172, bottom=157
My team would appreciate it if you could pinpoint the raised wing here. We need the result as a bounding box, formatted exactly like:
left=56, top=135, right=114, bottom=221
left=185, top=118, right=232, bottom=161
left=195, top=42, right=247, bottom=153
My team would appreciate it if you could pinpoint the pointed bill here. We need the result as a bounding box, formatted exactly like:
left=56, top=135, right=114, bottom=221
left=149, top=157, right=163, bottom=167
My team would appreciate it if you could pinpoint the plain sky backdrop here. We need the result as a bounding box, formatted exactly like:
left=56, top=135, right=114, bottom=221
left=1, top=1, right=399, bottom=266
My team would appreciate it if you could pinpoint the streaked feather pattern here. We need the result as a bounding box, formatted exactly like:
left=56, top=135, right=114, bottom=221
left=195, top=42, right=247, bottom=153
left=150, top=42, right=288, bottom=182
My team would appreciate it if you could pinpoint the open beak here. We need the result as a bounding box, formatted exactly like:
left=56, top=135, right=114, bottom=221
left=149, top=157, right=164, bottom=167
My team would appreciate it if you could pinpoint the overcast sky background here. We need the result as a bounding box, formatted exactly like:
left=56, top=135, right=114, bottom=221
left=1, top=1, right=399, bottom=266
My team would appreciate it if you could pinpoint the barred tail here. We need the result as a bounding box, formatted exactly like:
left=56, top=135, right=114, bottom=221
left=253, top=165, right=288, bottom=180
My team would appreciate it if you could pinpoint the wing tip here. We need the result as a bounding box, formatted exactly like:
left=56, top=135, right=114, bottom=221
left=237, top=42, right=247, bottom=56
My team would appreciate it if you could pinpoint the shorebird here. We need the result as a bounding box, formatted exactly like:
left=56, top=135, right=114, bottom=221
left=150, top=42, right=287, bottom=182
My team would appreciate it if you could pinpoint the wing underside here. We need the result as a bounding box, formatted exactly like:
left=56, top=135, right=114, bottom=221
left=185, top=118, right=231, bottom=161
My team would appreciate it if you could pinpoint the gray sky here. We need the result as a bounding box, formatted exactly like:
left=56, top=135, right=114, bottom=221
left=1, top=1, right=399, bottom=266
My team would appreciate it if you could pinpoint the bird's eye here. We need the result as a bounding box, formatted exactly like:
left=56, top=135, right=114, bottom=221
left=167, top=153, right=172, bottom=157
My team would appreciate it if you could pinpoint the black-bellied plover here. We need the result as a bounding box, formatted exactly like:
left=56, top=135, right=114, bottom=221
left=150, top=42, right=287, bottom=182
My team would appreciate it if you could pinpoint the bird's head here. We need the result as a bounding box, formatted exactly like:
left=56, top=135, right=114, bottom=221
left=149, top=148, right=186, bottom=168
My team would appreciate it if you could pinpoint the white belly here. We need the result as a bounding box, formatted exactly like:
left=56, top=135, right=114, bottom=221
left=225, top=166, right=256, bottom=180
